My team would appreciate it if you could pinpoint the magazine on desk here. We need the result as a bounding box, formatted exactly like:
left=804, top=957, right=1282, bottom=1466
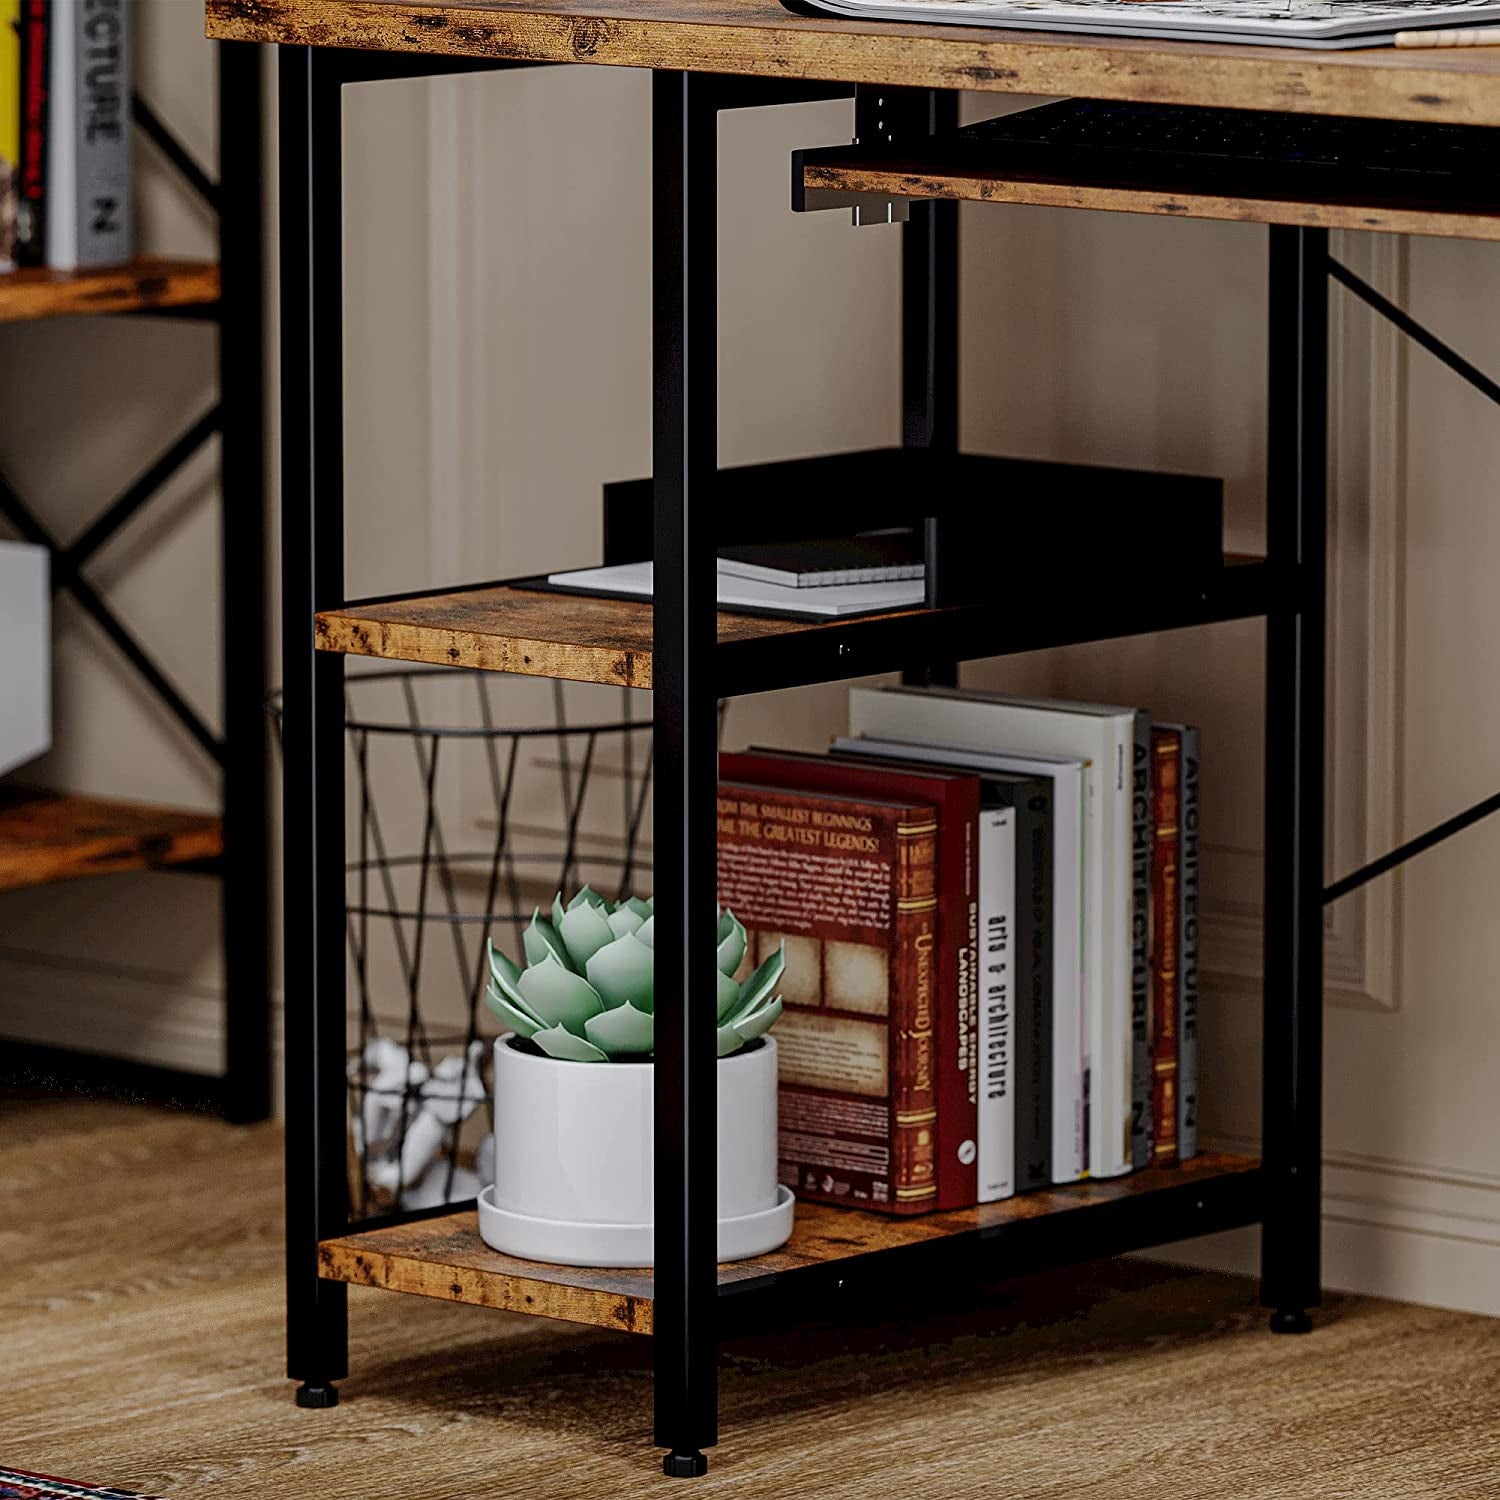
left=794, top=0, right=1500, bottom=49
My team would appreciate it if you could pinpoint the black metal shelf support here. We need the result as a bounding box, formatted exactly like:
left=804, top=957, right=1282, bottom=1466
left=1260, top=224, right=1328, bottom=1336
left=0, top=46, right=270, bottom=1126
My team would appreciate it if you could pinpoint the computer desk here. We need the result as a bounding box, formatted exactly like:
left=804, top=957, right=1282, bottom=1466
left=206, top=0, right=1500, bottom=1474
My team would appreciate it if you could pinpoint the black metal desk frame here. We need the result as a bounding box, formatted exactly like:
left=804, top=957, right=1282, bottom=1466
left=277, top=45, right=1500, bottom=1474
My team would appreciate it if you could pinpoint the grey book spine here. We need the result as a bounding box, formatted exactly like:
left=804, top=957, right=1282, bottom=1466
left=1177, top=726, right=1201, bottom=1159
left=72, top=0, right=131, bottom=268
left=1130, top=711, right=1153, bottom=1170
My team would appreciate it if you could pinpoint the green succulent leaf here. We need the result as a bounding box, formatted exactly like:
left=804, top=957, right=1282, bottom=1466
left=524, top=911, right=576, bottom=973
left=732, top=996, right=782, bottom=1045
left=552, top=892, right=567, bottom=932
left=716, top=907, right=735, bottom=943
left=487, top=939, right=522, bottom=990
left=716, top=1023, right=747, bottom=1058
left=635, top=915, right=654, bottom=949
left=716, top=910, right=747, bottom=977
left=735, top=943, right=785, bottom=1016
left=585, top=932, right=655, bottom=1012
left=624, top=896, right=652, bottom=920
left=607, top=905, right=645, bottom=940
left=568, top=885, right=608, bottom=911
left=484, top=985, right=544, bottom=1039
left=559, top=901, right=615, bottom=969
left=716, top=968, right=742, bottom=1024
left=517, top=953, right=605, bottom=1034
left=531, top=1024, right=609, bottom=1063
left=583, top=1002, right=655, bottom=1056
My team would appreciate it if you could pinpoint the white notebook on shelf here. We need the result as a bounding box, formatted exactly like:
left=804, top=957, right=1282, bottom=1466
left=795, top=0, right=1500, bottom=49
left=544, top=561, right=925, bottom=618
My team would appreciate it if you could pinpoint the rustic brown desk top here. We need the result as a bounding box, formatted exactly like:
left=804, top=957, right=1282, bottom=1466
left=208, top=0, right=1500, bottom=126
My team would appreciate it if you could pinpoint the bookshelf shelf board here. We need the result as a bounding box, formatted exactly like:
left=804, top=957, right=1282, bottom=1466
left=800, top=147, right=1500, bottom=243
left=319, top=1153, right=1261, bottom=1336
left=316, top=558, right=1267, bottom=696
left=0, top=259, right=221, bottom=324
left=0, top=787, right=222, bottom=892
left=207, top=0, right=1500, bottom=129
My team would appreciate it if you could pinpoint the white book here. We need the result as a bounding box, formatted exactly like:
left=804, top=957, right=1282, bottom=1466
left=977, top=806, right=1015, bottom=1204
left=834, top=727, right=1087, bottom=1184
left=45, top=8, right=77, bottom=271
left=849, top=685, right=1141, bottom=1179
left=545, top=561, right=924, bottom=618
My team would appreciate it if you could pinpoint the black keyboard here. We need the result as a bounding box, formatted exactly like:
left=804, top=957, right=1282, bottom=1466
left=959, top=99, right=1500, bottom=189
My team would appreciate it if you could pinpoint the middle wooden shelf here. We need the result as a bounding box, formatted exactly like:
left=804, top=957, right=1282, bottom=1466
left=317, top=450, right=1263, bottom=696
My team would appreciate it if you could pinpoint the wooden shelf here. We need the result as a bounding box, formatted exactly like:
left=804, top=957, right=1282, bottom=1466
left=319, top=1152, right=1260, bottom=1335
left=207, top=0, right=1500, bottom=129
left=0, top=258, right=220, bottom=324
left=800, top=145, right=1500, bottom=243
left=0, top=787, right=222, bottom=892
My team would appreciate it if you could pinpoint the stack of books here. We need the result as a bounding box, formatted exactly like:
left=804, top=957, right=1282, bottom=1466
left=717, top=683, right=1201, bottom=1216
left=1, top=0, right=134, bottom=275
left=546, top=531, right=926, bottom=619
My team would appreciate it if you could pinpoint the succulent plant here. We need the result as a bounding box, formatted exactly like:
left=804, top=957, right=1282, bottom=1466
left=484, top=887, right=784, bottom=1064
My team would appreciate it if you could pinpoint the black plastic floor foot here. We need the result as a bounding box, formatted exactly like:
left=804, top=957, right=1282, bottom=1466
left=295, top=1381, right=340, bottom=1408
left=662, top=1450, right=709, bottom=1478
left=1269, top=1308, right=1313, bottom=1335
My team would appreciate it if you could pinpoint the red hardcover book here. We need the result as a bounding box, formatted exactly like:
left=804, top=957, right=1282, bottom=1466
left=717, top=779, right=941, bottom=1214
left=721, top=749, right=979, bottom=1210
left=1149, top=727, right=1182, bottom=1166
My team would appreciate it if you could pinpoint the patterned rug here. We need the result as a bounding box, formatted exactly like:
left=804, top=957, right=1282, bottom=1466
left=0, top=1471, right=167, bottom=1500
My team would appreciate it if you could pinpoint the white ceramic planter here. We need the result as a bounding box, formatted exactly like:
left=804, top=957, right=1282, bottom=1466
left=479, top=1033, right=794, bottom=1268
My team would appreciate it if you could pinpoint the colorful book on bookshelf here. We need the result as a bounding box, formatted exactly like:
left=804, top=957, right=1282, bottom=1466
left=716, top=778, right=942, bottom=1215
left=1, top=0, right=18, bottom=273
left=721, top=748, right=979, bottom=1209
left=1166, top=722, right=1202, bottom=1160
left=14, top=0, right=48, bottom=266
left=1149, top=726, right=1183, bottom=1165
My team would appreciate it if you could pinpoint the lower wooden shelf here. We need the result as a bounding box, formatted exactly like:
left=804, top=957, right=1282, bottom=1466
left=0, top=787, right=223, bottom=892
left=0, top=258, right=220, bottom=324
left=319, top=1151, right=1261, bottom=1336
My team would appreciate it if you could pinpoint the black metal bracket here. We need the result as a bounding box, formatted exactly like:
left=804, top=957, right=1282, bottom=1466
left=1323, top=254, right=1500, bottom=907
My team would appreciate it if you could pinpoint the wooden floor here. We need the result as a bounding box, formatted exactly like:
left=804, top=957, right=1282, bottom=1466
left=6, top=1098, right=1500, bottom=1497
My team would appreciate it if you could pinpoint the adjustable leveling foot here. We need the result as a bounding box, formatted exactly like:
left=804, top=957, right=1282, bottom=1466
left=1269, top=1309, right=1313, bottom=1335
left=663, top=1451, right=709, bottom=1478
left=295, top=1381, right=340, bottom=1408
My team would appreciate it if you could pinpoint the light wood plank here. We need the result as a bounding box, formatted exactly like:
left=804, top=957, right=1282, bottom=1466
left=0, top=258, right=220, bottom=324
left=207, top=0, right=1500, bottom=128
left=0, top=787, right=222, bottom=891
left=802, top=156, right=1500, bottom=241
left=319, top=1153, right=1259, bottom=1335
left=315, top=582, right=863, bottom=689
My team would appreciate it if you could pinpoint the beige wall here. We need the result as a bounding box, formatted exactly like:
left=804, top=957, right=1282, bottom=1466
left=5, top=23, right=1498, bottom=1316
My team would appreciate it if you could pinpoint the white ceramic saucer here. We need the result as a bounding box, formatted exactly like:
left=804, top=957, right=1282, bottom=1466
left=476, top=1183, right=795, bottom=1269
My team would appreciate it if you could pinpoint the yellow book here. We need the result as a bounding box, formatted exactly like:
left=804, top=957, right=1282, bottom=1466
left=1, top=0, right=17, bottom=270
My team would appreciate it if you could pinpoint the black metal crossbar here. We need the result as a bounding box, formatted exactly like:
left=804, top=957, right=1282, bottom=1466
left=1325, top=790, right=1500, bottom=905
left=131, top=92, right=221, bottom=215
left=1328, top=256, right=1500, bottom=409
left=1320, top=254, right=1500, bottom=905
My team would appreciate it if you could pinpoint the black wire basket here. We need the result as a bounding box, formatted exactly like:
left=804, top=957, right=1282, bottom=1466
left=270, top=665, right=654, bottom=1218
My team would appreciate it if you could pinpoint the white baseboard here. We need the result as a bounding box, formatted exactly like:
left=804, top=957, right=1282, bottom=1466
left=0, top=950, right=285, bottom=1114
left=1148, top=1135, right=1500, bottom=1319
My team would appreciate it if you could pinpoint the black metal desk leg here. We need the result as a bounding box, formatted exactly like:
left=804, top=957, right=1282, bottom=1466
left=901, top=88, right=959, bottom=687
left=1261, top=224, right=1327, bottom=1336
left=652, top=68, right=720, bottom=1478
left=279, top=44, right=350, bottom=1406
left=218, top=40, right=271, bottom=1128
